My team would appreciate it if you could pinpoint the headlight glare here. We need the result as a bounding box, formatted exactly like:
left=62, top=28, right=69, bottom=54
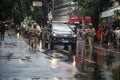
left=74, top=34, right=77, bottom=37
left=53, top=33, right=57, bottom=37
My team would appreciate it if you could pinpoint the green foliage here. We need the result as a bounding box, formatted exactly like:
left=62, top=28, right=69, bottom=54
left=74, top=0, right=113, bottom=16
left=0, top=0, right=52, bottom=25
left=73, top=0, right=114, bottom=30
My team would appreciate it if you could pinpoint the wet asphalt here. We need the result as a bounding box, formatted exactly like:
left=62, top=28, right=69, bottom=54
left=0, top=29, right=120, bottom=80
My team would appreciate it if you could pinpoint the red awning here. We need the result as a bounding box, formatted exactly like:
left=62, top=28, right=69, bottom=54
left=70, top=15, right=82, bottom=22
left=70, top=15, right=91, bottom=23
left=85, top=16, right=92, bottom=22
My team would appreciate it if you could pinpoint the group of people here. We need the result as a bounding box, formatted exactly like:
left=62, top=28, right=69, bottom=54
left=76, top=23, right=96, bottom=51
left=16, top=23, right=41, bottom=50
left=76, top=23, right=120, bottom=50
left=98, top=25, right=120, bottom=48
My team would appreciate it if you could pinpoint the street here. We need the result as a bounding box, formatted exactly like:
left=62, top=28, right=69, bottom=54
left=0, top=29, right=120, bottom=80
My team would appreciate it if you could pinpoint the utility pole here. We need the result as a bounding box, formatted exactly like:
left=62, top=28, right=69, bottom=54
left=42, top=0, right=53, bottom=23
left=51, top=0, right=54, bottom=22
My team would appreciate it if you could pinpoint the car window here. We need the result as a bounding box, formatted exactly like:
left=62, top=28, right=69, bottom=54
left=52, top=23, right=72, bottom=31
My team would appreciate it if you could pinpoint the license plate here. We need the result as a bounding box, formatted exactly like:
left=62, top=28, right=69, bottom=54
left=62, top=40, right=68, bottom=43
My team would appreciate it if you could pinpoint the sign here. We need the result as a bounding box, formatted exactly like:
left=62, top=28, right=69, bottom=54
left=85, top=16, right=92, bottom=22
left=70, top=15, right=91, bottom=23
left=70, top=15, right=82, bottom=22
left=114, top=10, right=120, bottom=20
left=33, top=1, right=42, bottom=6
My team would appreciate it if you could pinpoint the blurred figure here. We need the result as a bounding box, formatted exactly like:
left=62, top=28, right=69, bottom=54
left=0, top=22, right=6, bottom=40
left=19, top=25, right=25, bottom=38
left=86, top=23, right=96, bottom=50
left=32, top=25, right=40, bottom=49
left=114, top=27, right=120, bottom=48
left=106, top=54, right=114, bottom=70
left=40, top=25, right=47, bottom=49
left=97, top=24, right=102, bottom=43
left=27, top=24, right=33, bottom=48
left=15, top=25, right=21, bottom=38
left=106, top=27, right=114, bottom=48
left=5, top=22, right=9, bottom=31
left=15, top=25, right=20, bottom=34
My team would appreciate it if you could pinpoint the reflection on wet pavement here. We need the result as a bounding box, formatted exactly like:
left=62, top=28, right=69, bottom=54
left=0, top=30, right=120, bottom=80
left=74, top=40, right=120, bottom=80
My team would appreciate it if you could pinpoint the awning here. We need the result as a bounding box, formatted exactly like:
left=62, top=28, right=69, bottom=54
left=70, top=15, right=82, bottom=22
left=85, top=16, right=92, bottom=22
left=70, top=15, right=91, bottom=23
left=101, top=6, right=120, bottom=18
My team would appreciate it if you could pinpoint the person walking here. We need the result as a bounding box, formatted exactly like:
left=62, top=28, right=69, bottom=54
left=26, top=24, right=33, bottom=49
left=106, top=27, right=114, bottom=48
left=97, top=24, right=102, bottom=43
left=0, top=22, right=6, bottom=40
left=114, top=27, right=120, bottom=48
left=86, top=23, right=96, bottom=60
left=86, top=23, right=96, bottom=50
left=32, top=25, right=40, bottom=49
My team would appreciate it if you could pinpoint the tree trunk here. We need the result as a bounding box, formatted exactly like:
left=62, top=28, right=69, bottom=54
left=91, top=12, right=100, bottom=31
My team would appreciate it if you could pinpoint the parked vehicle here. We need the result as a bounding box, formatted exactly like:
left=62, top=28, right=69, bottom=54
left=44, top=23, right=77, bottom=50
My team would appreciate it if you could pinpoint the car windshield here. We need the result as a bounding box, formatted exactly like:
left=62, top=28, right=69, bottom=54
left=52, top=23, right=72, bottom=32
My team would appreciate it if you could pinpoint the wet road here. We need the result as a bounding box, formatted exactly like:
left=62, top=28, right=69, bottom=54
left=0, top=30, right=120, bottom=80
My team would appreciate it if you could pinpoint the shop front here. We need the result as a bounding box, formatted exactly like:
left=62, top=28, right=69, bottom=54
left=70, top=15, right=91, bottom=26
left=101, top=6, right=120, bottom=26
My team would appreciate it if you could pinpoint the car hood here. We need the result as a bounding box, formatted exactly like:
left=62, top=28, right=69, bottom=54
left=53, top=30, right=74, bottom=35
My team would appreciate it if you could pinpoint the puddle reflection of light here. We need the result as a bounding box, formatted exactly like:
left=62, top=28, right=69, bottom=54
left=19, top=59, right=24, bottom=64
left=39, top=40, right=42, bottom=50
left=34, top=56, right=40, bottom=62
left=50, top=54, right=58, bottom=68
left=27, top=45, right=30, bottom=49
left=17, top=33, right=20, bottom=38
left=50, top=78, right=59, bottom=80
left=27, top=76, right=32, bottom=80
left=72, top=56, right=76, bottom=66
left=17, top=33, right=23, bottom=39
left=72, top=56, right=78, bottom=74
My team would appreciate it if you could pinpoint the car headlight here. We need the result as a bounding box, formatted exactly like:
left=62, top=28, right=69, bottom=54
left=73, top=34, right=77, bottom=37
left=53, top=33, right=57, bottom=37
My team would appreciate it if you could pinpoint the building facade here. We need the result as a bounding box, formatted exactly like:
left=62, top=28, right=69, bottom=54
left=52, top=0, right=76, bottom=23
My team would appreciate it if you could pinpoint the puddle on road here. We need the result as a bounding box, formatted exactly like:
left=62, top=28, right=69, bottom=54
left=6, top=77, right=84, bottom=80
left=3, top=42, right=21, bottom=48
left=0, top=52, right=32, bottom=63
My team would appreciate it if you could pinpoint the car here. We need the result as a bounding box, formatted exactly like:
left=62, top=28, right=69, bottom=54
left=44, top=23, right=77, bottom=50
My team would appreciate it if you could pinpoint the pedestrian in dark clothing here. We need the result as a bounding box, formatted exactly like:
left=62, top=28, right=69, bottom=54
left=106, top=27, right=114, bottom=48
left=15, top=25, right=20, bottom=33
left=0, top=22, right=6, bottom=40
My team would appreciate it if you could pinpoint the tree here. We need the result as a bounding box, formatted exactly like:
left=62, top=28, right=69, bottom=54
left=0, top=0, right=15, bottom=20
left=73, top=0, right=114, bottom=30
left=0, top=0, right=52, bottom=25
left=0, top=0, right=33, bottom=23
